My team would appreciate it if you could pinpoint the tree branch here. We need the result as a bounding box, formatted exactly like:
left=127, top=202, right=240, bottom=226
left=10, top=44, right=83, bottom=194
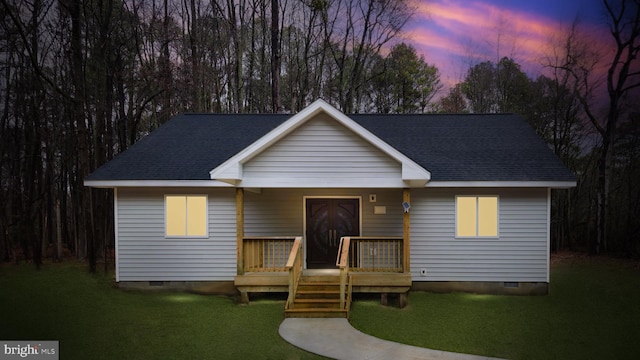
left=0, top=0, right=72, bottom=102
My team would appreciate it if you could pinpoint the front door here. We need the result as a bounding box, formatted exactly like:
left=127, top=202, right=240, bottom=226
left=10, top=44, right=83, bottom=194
left=306, top=198, right=360, bottom=269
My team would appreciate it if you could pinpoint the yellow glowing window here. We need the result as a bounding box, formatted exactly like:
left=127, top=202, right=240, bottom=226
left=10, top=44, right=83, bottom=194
left=165, top=195, right=207, bottom=237
left=456, top=196, right=498, bottom=237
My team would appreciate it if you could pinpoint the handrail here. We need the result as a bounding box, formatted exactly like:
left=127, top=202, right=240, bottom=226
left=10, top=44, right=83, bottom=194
left=336, top=236, right=351, bottom=311
left=242, top=236, right=297, bottom=272
left=336, top=236, right=350, bottom=267
left=347, top=236, right=404, bottom=272
left=285, top=237, right=302, bottom=268
left=285, top=237, right=303, bottom=309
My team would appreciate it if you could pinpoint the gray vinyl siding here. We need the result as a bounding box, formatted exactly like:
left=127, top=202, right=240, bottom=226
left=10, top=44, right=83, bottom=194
left=360, top=190, right=404, bottom=237
left=115, top=186, right=549, bottom=283
left=243, top=114, right=401, bottom=181
left=411, top=188, right=549, bottom=282
left=116, top=188, right=236, bottom=281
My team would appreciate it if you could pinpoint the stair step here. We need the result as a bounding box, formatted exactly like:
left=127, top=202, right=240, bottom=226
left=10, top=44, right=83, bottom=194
left=300, top=276, right=340, bottom=283
left=299, top=281, right=339, bottom=285
left=296, top=290, right=340, bottom=299
left=284, top=308, right=348, bottom=318
left=292, top=298, right=340, bottom=309
left=297, top=286, right=339, bottom=292
left=285, top=273, right=351, bottom=318
left=291, top=303, right=340, bottom=310
left=285, top=307, right=346, bottom=313
left=295, top=298, right=340, bottom=304
left=299, top=283, right=339, bottom=288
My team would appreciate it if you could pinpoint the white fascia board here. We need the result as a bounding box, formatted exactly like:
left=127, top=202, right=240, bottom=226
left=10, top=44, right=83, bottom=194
left=425, top=180, right=577, bottom=188
left=84, top=180, right=234, bottom=188
left=209, top=100, right=328, bottom=180
left=237, top=177, right=410, bottom=188
left=209, top=162, right=242, bottom=182
left=404, top=179, right=429, bottom=187
left=402, top=162, right=431, bottom=182
left=209, top=99, right=431, bottom=184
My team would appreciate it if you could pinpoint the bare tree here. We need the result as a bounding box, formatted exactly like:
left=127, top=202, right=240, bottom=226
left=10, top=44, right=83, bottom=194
left=436, top=84, right=468, bottom=113
left=324, top=0, right=413, bottom=112
left=271, top=0, right=281, bottom=112
left=555, top=0, right=640, bottom=254
left=0, top=0, right=420, bottom=267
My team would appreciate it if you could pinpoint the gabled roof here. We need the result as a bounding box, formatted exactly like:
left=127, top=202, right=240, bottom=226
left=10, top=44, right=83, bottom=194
left=209, top=100, right=430, bottom=186
left=84, top=100, right=576, bottom=188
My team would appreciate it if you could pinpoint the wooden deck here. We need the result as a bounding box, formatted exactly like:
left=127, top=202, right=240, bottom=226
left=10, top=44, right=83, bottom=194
left=235, top=270, right=411, bottom=296
left=234, top=236, right=412, bottom=314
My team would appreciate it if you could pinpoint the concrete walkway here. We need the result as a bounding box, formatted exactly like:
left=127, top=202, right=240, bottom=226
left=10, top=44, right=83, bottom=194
left=279, top=318, right=502, bottom=360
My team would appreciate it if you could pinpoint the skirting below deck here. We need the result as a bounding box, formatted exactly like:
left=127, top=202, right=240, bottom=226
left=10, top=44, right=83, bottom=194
left=116, top=276, right=547, bottom=297
left=234, top=270, right=412, bottom=296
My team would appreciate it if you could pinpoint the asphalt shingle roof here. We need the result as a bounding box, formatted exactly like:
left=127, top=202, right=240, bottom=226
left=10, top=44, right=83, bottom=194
left=351, top=114, right=575, bottom=181
left=85, top=112, right=575, bottom=183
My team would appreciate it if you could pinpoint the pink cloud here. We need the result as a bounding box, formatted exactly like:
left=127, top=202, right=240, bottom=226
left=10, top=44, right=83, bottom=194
left=404, top=0, right=611, bottom=92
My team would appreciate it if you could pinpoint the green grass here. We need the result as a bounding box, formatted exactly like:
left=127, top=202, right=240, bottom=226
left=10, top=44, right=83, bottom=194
left=350, top=258, right=640, bottom=360
left=0, top=262, right=323, bottom=359
left=1, top=258, right=639, bottom=360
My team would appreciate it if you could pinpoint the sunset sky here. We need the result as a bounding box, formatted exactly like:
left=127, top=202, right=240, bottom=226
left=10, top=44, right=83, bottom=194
left=405, top=0, right=608, bottom=90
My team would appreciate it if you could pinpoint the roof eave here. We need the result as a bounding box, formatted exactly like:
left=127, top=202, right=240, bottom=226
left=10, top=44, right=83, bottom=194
left=83, top=179, right=233, bottom=188
left=425, top=180, right=577, bottom=188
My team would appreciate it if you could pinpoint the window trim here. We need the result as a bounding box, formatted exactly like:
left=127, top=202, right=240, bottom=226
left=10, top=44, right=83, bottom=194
left=164, top=194, right=209, bottom=238
left=455, top=195, right=499, bottom=238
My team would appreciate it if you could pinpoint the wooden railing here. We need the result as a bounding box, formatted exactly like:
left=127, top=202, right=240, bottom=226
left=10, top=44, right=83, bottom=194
left=285, top=237, right=303, bottom=310
left=336, top=237, right=352, bottom=311
left=242, top=237, right=298, bottom=272
left=345, top=237, right=404, bottom=272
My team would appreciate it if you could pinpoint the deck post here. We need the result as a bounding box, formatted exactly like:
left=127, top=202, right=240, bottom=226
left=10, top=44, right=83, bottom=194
left=399, top=292, right=408, bottom=308
left=380, top=293, right=388, bottom=306
left=403, top=188, right=411, bottom=273
left=236, top=188, right=245, bottom=275
left=239, top=291, right=249, bottom=304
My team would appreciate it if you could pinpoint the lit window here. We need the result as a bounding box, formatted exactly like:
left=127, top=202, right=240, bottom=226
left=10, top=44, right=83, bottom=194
left=165, top=195, right=207, bottom=237
left=456, top=196, right=498, bottom=237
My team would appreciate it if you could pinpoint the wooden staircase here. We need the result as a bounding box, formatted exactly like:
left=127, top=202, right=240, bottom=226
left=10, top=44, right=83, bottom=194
left=284, top=274, right=350, bottom=318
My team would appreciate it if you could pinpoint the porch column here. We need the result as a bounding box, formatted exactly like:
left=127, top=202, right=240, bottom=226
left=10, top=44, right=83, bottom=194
left=236, top=188, right=245, bottom=276
left=403, top=188, right=410, bottom=273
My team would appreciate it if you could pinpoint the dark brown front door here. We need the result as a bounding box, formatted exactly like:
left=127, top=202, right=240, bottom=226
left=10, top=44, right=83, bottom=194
left=306, top=198, right=360, bottom=269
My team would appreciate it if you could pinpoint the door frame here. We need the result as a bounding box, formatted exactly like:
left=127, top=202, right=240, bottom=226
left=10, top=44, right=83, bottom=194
left=302, top=195, right=362, bottom=269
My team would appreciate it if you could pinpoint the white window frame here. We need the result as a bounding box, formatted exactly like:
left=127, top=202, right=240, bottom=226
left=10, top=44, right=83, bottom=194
left=164, top=194, right=209, bottom=238
left=455, top=195, right=499, bottom=238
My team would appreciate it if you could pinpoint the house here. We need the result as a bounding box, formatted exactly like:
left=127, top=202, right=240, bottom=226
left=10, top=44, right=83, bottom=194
left=85, top=100, right=575, bottom=317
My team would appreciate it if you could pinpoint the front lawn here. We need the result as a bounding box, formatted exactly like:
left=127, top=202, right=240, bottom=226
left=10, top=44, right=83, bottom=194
left=1, top=255, right=638, bottom=359
left=0, top=262, right=323, bottom=359
left=351, top=255, right=640, bottom=359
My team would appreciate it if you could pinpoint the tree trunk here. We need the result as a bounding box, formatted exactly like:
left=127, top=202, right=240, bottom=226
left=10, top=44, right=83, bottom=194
left=70, top=0, right=91, bottom=269
left=271, top=0, right=280, bottom=113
